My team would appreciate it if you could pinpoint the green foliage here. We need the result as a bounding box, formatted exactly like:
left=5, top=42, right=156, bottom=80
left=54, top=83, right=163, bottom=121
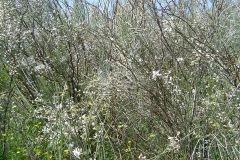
left=0, top=0, right=240, bottom=159
left=0, top=68, right=9, bottom=91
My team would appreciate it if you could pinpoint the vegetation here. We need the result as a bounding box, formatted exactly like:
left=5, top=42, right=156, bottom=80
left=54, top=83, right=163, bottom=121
left=0, top=0, right=239, bottom=159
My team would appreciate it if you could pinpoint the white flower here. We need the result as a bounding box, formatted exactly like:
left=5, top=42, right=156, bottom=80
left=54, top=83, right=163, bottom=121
left=152, top=70, right=161, bottom=80
left=138, top=153, right=147, bottom=160
left=177, top=57, right=184, bottom=62
left=42, top=125, right=50, bottom=134
left=73, top=147, right=82, bottom=159
left=236, top=138, right=240, bottom=145
left=69, top=143, right=74, bottom=148
left=192, top=88, right=196, bottom=94
left=56, top=104, right=63, bottom=109
left=34, top=64, right=46, bottom=72
left=168, top=136, right=180, bottom=151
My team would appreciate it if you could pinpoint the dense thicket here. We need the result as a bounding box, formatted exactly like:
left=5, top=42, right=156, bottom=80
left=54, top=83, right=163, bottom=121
left=0, top=0, right=239, bottom=159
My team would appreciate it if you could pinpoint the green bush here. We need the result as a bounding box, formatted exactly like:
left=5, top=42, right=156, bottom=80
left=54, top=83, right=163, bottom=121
left=0, top=0, right=239, bottom=159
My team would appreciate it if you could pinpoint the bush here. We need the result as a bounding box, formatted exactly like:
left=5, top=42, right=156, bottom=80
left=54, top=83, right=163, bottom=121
left=0, top=0, right=239, bottom=159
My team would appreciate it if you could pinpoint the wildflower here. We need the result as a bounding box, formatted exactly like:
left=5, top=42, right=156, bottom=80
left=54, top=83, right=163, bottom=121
left=192, top=88, right=196, bottom=94
left=177, top=57, right=184, bottom=62
left=69, top=143, right=74, bottom=148
left=138, top=153, right=147, bottom=160
left=236, top=138, right=240, bottom=145
left=72, top=147, right=82, bottom=159
left=152, top=70, right=161, bottom=80
left=168, top=136, right=180, bottom=151
left=56, top=104, right=63, bottom=109
left=42, top=125, right=50, bottom=134
left=34, top=64, right=46, bottom=72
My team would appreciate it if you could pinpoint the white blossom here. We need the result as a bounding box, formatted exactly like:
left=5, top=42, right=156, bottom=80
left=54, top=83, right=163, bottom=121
left=73, top=147, right=82, bottom=159
left=168, top=132, right=180, bottom=151
left=34, top=64, right=46, bottom=72
left=177, top=57, right=184, bottom=62
left=138, top=153, right=147, bottom=160
left=152, top=70, right=161, bottom=80
left=192, top=88, right=196, bottom=94
left=69, top=143, right=74, bottom=148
